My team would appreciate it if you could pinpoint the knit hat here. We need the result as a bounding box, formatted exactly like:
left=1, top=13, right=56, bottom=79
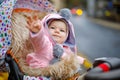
left=13, top=0, right=56, bottom=13
left=0, top=0, right=17, bottom=59
left=42, top=8, right=76, bottom=53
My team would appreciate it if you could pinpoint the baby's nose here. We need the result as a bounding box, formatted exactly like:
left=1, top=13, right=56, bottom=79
left=55, top=29, right=60, bottom=33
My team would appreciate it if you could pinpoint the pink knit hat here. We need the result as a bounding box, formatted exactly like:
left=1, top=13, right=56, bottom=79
left=13, top=0, right=56, bottom=13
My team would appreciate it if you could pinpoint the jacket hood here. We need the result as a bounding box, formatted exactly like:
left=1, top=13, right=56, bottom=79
left=42, top=13, right=76, bottom=53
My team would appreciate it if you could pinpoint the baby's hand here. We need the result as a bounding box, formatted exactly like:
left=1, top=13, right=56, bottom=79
left=26, top=15, right=41, bottom=33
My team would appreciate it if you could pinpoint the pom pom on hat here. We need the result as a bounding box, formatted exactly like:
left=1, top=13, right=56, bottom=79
left=59, top=8, right=72, bottom=20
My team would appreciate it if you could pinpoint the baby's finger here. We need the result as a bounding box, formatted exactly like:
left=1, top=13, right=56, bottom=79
left=33, top=15, right=38, bottom=21
left=27, top=16, right=33, bottom=24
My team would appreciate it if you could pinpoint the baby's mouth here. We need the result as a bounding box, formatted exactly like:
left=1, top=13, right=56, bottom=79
left=53, top=35, right=60, bottom=39
left=53, top=35, right=59, bottom=38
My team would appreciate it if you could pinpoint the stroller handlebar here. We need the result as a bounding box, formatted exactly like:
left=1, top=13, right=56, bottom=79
left=84, top=57, right=120, bottom=80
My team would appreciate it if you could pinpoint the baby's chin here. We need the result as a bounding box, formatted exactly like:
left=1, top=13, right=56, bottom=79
left=53, top=39, right=60, bottom=44
left=52, top=36, right=64, bottom=44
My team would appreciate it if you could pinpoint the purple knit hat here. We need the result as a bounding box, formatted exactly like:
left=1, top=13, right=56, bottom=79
left=42, top=8, right=76, bottom=53
left=13, top=0, right=56, bottom=13
left=0, top=0, right=17, bottom=59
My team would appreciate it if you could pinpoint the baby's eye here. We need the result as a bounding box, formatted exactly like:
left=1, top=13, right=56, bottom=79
left=50, top=26, right=55, bottom=29
left=60, top=29, right=65, bottom=32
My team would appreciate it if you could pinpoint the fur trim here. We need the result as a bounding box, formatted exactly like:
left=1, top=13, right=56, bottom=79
left=19, top=54, right=80, bottom=79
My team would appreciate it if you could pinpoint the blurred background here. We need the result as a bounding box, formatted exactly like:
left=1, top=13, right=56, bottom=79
left=49, top=0, right=120, bottom=62
left=50, top=0, right=120, bottom=22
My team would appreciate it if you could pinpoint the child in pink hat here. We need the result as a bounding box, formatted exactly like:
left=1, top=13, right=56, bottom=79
left=26, top=8, right=85, bottom=68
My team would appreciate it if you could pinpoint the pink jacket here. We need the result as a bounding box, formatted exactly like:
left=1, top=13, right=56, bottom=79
left=26, top=24, right=54, bottom=68
left=26, top=13, right=85, bottom=68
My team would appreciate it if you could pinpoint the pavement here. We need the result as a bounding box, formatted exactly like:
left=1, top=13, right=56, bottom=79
left=88, top=17, right=120, bottom=30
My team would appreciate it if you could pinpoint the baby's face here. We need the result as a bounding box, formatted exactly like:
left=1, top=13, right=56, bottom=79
left=48, top=20, right=68, bottom=44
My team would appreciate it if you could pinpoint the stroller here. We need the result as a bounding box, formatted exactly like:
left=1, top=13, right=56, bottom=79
left=1, top=0, right=92, bottom=80
left=83, top=57, right=120, bottom=80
